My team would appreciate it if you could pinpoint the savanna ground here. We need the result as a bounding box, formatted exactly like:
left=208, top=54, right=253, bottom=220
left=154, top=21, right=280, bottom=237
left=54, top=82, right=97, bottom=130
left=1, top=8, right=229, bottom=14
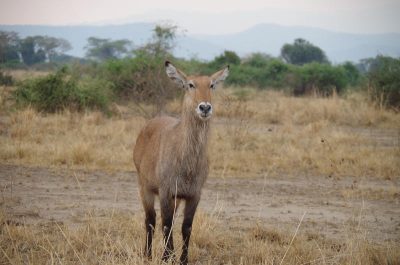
left=0, top=72, right=400, bottom=264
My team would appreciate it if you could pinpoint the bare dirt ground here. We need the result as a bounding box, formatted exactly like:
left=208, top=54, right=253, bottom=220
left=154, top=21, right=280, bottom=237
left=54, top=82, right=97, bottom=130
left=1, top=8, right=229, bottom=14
left=1, top=164, right=399, bottom=243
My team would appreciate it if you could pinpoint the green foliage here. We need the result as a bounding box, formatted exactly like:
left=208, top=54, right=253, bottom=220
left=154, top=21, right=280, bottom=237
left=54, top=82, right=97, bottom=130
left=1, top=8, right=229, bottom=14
left=0, top=31, right=20, bottom=64
left=100, top=54, right=177, bottom=106
left=0, top=71, right=14, bottom=86
left=4, top=24, right=395, bottom=110
left=206, top=50, right=354, bottom=95
left=139, top=23, right=178, bottom=59
left=208, top=50, right=241, bottom=72
left=341, top=61, right=361, bottom=87
left=263, top=59, right=290, bottom=88
left=93, top=24, right=181, bottom=108
left=367, top=56, right=400, bottom=109
left=292, top=63, right=347, bottom=96
left=174, top=58, right=208, bottom=75
left=14, top=67, right=111, bottom=112
left=223, top=58, right=289, bottom=89
left=19, top=36, right=46, bottom=66
left=281, top=38, right=329, bottom=65
left=225, top=65, right=259, bottom=87
left=243, top=53, right=273, bottom=68
left=85, top=37, right=132, bottom=61
left=1, top=31, right=72, bottom=67
left=35, top=35, right=72, bottom=62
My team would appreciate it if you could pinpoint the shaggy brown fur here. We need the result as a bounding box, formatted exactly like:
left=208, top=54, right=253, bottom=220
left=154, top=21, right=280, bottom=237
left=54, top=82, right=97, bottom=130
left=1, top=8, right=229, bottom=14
left=133, top=61, right=229, bottom=264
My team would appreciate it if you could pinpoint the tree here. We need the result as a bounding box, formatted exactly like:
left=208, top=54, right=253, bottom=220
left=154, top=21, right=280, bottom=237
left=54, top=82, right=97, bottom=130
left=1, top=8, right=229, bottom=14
left=1, top=33, right=72, bottom=65
left=36, top=36, right=72, bottom=62
left=0, top=31, right=20, bottom=64
left=20, top=36, right=46, bottom=65
left=138, top=23, right=179, bottom=58
left=281, top=38, right=329, bottom=65
left=85, top=37, right=132, bottom=61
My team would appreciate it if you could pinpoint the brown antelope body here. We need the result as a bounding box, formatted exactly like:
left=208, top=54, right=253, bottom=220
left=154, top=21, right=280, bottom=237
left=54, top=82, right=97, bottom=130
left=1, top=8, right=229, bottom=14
left=133, top=61, right=229, bottom=264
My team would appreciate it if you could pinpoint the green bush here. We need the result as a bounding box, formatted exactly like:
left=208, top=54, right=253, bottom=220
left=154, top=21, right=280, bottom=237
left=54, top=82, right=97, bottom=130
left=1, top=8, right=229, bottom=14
left=14, top=67, right=111, bottom=112
left=225, top=65, right=260, bottom=87
left=367, top=56, right=400, bottom=109
left=262, top=59, right=290, bottom=88
left=99, top=53, right=178, bottom=108
left=207, top=50, right=241, bottom=73
left=243, top=53, right=272, bottom=68
left=292, top=63, right=347, bottom=96
left=224, top=59, right=289, bottom=89
left=341, top=61, right=361, bottom=87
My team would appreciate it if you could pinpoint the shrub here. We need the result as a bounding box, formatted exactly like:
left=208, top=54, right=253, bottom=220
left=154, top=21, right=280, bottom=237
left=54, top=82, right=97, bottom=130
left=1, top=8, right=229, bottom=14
left=262, top=59, right=290, bottom=88
left=366, top=56, right=400, bottom=109
left=225, top=59, right=290, bottom=89
left=14, top=67, right=111, bottom=112
left=243, top=53, right=273, bottom=68
left=225, top=65, right=260, bottom=87
left=341, top=61, right=361, bottom=87
left=0, top=71, right=14, bottom=86
left=100, top=53, right=179, bottom=112
left=207, top=50, right=241, bottom=73
left=292, top=63, right=347, bottom=96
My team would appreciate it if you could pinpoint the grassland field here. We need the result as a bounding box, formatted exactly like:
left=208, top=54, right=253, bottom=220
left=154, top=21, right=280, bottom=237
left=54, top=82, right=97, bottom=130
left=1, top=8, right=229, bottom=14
left=0, top=71, right=399, bottom=264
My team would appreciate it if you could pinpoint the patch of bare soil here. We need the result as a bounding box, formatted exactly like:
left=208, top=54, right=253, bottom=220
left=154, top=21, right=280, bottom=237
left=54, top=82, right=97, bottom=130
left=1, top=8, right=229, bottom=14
left=1, top=164, right=399, bottom=242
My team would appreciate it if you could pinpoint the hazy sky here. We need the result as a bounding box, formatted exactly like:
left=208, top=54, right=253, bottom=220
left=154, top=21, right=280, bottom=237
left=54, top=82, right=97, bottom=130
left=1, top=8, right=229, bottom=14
left=1, top=0, right=399, bottom=34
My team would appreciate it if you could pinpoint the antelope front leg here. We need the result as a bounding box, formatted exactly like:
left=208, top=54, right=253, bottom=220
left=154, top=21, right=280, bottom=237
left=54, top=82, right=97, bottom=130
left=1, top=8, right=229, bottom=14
left=160, top=195, right=176, bottom=262
left=180, top=196, right=200, bottom=265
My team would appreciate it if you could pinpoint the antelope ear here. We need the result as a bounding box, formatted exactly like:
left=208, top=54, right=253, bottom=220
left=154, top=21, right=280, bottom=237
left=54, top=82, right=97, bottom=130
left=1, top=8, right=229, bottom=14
left=211, top=65, right=229, bottom=88
left=165, top=61, right=188, bottom=88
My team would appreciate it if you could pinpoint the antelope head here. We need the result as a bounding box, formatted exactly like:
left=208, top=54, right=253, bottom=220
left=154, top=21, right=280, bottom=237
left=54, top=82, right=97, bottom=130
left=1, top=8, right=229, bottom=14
left=165, top=61, right=229, bottom=121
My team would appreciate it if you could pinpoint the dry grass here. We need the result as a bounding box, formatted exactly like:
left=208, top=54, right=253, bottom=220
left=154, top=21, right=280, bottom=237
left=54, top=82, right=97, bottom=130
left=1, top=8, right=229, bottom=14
left=7, top=69, right=49, bottom=81
left=0, top=108, right=146, bottom=171
left=1, top=209, right=399, bottom=265
left=1, top=88, right=399, bottom=179
left=1, top=84, right=400, bottom=264
left=208, top=89, right=399, bottom=179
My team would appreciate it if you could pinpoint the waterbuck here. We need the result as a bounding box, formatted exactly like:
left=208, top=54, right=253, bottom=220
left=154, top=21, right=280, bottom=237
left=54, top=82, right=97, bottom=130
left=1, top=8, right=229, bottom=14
left=133, top=61, right=229, bottom=264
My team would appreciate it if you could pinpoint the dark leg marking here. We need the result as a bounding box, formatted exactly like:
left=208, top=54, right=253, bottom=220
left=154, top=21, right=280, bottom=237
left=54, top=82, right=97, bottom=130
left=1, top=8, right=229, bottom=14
left=141, top=188, right=156, bottom=259
left=161, top=196, right=177, bottom=262
left=144, top=208, right=156, bottom=258
left=180, top=196, right=200, bottom=265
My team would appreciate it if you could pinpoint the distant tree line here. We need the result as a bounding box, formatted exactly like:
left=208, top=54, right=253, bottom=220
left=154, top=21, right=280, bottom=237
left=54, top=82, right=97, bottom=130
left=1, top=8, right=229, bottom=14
left=0, top=31, right=72, bottom=66
left=3, top=24, right=400, bottom=111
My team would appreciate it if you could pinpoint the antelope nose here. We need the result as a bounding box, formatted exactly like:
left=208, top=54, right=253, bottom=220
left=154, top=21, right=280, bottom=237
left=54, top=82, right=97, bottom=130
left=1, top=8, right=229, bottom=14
left=199, top=103, right=212, bottom=114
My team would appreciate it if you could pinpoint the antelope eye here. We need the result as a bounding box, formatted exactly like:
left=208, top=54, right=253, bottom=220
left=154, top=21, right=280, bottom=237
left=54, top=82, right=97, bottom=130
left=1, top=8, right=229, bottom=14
left=210, top=84, right=215, bottom=89
left=189, top=83, right=195, bottom=89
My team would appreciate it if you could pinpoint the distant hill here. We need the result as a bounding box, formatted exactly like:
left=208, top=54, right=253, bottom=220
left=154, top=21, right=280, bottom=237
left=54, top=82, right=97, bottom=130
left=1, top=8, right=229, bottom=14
left=1, top=23, right=399, bottom=63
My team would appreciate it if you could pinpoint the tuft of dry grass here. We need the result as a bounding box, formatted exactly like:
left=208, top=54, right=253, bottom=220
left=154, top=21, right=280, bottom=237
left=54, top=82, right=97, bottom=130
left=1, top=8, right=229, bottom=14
left=1, top=209, right=399, bottom=265
left=1, top=89, right=399, bottom=179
